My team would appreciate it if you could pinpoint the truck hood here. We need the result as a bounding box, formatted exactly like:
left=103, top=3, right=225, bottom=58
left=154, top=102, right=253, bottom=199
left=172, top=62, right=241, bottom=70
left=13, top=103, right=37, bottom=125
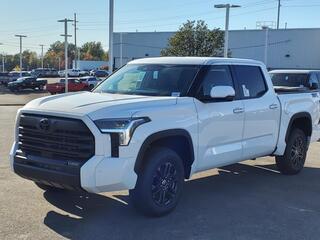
left=24, top=91, right=178, bottom=120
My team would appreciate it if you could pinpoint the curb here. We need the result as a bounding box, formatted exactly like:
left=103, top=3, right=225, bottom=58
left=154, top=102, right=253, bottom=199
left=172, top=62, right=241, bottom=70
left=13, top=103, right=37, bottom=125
left=0, top=104, right=25, bottom=107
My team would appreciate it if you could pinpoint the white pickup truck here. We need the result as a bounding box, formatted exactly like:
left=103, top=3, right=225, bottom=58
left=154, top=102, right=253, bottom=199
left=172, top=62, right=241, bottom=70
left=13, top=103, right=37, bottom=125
left=10, top=57, right=320, bottom=216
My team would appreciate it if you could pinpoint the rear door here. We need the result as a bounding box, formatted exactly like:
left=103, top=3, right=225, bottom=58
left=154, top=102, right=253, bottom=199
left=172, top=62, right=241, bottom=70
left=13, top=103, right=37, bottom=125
left=194, top=65, right=245, bottom=171
left=233, top=65, right=281, bottom=159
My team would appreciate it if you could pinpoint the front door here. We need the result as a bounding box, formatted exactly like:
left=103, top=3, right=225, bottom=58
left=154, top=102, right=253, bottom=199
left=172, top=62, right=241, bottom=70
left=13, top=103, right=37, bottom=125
left=194, top=65, right=245, bottom=172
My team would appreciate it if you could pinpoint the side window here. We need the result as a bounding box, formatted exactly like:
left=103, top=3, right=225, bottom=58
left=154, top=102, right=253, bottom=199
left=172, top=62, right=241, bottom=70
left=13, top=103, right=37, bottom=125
left=197, top=65, right=234, bottom=99
left=234, top=65, right=267, bottom=99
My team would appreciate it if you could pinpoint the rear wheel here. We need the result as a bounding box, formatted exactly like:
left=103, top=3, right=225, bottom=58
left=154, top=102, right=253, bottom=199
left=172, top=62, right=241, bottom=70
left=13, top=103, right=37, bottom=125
left=130, top=147, right=185, bottom=217
left=275, top=128, right=307, bottom=175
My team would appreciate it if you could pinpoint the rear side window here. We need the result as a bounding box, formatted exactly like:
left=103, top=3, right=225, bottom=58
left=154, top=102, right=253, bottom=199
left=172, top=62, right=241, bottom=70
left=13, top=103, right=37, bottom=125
left=197, top=65, right=234, bottom=99
left=234, top=65, right=267, bottom=99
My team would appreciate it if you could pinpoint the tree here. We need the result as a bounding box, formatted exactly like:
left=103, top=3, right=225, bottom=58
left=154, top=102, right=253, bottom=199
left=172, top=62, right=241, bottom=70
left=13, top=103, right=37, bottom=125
left=80, top=42, right=107, bottom=61
left=45, top=41, right=76, bottom=69
left=161, top=20, right=225, bottom=57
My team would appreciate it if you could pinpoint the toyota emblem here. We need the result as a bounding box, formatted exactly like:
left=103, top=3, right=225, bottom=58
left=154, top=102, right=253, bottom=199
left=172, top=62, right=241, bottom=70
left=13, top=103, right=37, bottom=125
left=39, top=118, right=50, bottom=131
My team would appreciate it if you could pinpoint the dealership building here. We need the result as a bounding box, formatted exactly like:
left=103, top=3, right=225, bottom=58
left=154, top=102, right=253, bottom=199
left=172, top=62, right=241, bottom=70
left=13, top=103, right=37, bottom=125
left=113, top=28, right=320, bottom=70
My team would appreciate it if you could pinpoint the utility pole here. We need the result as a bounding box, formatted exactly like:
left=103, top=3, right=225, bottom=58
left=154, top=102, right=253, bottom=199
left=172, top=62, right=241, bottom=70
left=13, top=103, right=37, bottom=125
left=58, top=18, right=73, bottom=93
left=277, top=0, right=281, bottom=30
left=39, top=44, right=44, bottom=69
left=109, top=0, right=114, bottom=72
left=14, top=35, right=27, bottom=77
left=214, top=4, right=241, bottom=58
left=73, top=13, right=79, bottom=70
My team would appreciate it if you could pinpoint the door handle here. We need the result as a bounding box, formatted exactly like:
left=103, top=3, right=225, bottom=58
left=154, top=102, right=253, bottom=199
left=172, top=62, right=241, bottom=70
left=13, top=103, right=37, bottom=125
left=269, top=104, right=279, bottom=110
left=233, top=107, right=244, bottom=114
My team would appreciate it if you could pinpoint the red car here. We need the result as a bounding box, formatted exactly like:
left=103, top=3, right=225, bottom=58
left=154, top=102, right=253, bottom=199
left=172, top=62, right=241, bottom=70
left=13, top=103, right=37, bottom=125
left=46, top=78, right=89, bottom=94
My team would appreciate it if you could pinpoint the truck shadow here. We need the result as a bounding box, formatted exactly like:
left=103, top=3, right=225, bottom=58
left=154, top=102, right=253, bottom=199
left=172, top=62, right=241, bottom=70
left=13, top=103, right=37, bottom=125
left=43, top=163, right=320, bottom=240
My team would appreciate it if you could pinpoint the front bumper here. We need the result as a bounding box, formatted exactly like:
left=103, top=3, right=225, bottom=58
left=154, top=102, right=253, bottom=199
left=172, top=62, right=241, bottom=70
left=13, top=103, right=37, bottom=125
left=10, top=110, right=138, bottom=193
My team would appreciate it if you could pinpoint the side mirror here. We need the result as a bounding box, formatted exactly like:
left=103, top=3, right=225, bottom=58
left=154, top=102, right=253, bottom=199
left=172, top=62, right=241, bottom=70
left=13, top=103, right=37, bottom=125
left=210, top=86, right=236, bottom=100
left=310, top=82, right=319, bottom=90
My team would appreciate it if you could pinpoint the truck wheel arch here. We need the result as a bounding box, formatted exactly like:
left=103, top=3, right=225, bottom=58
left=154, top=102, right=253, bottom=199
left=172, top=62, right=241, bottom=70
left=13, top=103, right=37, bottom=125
left=285, top=112, right=312, bottom=143
left=134, top=129, right=195, bottom=179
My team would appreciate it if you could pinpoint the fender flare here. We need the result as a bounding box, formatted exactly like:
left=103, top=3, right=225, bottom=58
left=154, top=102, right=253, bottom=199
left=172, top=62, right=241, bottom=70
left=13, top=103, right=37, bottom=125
left=285, top=112, right=312, bottom=142
left=134, top=129, right=195, bottom=176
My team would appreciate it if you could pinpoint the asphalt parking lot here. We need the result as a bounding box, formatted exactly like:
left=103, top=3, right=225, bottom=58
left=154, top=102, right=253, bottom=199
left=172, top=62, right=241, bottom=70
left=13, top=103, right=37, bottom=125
left=0, top=94, right=320, bottom=240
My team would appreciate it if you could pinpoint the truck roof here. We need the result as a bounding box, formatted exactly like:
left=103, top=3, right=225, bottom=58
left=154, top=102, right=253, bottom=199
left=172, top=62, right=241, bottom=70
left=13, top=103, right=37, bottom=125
left=128, top=57, right=264, bottom=66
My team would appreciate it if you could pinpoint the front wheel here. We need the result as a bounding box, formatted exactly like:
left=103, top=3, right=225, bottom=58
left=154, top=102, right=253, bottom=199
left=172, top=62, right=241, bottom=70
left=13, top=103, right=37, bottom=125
left=130, top=147, right=185, bottom=217
left=275, top=128, right=307, bottom=175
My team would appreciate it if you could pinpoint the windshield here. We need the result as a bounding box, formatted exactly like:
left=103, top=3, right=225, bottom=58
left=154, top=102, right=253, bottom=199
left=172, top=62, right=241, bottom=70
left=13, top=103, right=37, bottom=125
left=271, top=73, right=309, bottom=88
left=94, top=64, right=200, bottom=96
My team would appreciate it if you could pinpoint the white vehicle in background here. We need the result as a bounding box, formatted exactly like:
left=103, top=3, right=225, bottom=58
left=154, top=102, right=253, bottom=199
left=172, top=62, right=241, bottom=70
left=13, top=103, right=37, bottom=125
left=10, top=57, right=320, bottom=216
left=79, top=76, right=102, bottom=90
left=58, top=69, right=81, bottom=77
left=270, top=69, right=320, bottom=92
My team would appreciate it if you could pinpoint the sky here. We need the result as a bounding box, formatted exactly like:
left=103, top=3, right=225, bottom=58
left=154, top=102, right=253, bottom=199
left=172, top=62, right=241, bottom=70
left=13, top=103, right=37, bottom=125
left=1, top=0, right=320, bottom=55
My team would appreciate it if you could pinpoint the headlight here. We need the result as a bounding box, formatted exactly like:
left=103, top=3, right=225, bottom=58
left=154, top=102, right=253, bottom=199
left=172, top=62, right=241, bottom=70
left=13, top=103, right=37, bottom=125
left=94, top=117, right=150, bottom=146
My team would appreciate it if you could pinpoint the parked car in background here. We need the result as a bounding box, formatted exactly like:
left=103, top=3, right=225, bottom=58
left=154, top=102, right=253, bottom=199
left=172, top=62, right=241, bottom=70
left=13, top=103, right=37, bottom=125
left=46, top=78, right=88, bottom=94
left=7, top=77, right=47, bottom=92
left=270, top=70, right=320, bottom=91
left=94, top=70, right=109, bottom=78
left=31, top=68, right=59, bottom=78
left=79, top=76, right=101, bottom=90
left=8, top=71, right=30, bottom=84
left=58, top=69, right=81, bottom=77
left=79, top=70, right=90, bottom=77
left=0, top=72, right=9, bottom=85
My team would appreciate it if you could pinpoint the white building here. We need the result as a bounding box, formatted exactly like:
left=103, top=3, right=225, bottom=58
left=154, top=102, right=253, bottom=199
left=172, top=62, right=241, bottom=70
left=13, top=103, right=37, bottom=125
left=113, top=28, right=320, bottom=70
left=72, top=60, right=108, bottom=71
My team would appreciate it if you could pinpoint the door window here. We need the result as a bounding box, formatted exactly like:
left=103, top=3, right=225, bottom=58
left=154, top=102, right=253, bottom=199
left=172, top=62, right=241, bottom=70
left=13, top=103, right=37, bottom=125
left=197, top=65, right=234, bottom=100
left=234, top=65, right=267, bottom=99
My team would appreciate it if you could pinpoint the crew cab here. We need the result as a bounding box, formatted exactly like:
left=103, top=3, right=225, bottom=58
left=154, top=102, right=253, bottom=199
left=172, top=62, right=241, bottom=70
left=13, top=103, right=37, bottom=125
left=7, top=77, right=47, bottom=92
left=10, top=57, right=320, bottom=216
left=46, top=78, right=88, bottom=94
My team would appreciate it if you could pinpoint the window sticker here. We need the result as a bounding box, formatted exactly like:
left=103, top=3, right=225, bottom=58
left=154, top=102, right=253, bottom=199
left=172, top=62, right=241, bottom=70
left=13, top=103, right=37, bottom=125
left=242, top=84, right=250, bottom=97
left=171, top=92, right=181, bottom=97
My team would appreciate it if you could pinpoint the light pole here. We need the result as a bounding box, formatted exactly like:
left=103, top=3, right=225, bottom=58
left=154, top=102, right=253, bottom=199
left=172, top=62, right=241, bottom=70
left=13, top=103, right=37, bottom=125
left=73, top=13, right=79, bottom=69
left=109, top=0, right=114, bottom=73
left=277, top=0, right=281, bottom=30
left=39, top=44, right=44, bottom=69
left=0, top=43, right=4, bottom=72
left=14, top=35, right=27, bottom=77
left=120, top=32, right=123, bottom=67
left=57, top=57, right=61, bottom=71
left=214, top=4, right=241, bottom=58
left=262, top=26, right=269, bottom=67
left=58, top=18, right=73, bottom=93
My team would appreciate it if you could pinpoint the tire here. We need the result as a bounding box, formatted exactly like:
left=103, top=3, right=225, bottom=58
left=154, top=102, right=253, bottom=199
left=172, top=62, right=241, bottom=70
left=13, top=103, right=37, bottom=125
left=275, top=128, right=307, bottom=175
left=129, top=147, right=185, bottom=217
left=35, top=182, right=62, bottom=191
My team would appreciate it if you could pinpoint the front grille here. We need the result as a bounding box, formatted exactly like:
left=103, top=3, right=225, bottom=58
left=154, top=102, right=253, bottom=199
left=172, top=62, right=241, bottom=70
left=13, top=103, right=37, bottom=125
left=17, top=114, right=95, bottom=162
